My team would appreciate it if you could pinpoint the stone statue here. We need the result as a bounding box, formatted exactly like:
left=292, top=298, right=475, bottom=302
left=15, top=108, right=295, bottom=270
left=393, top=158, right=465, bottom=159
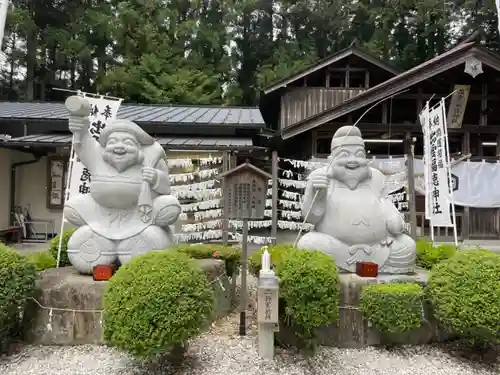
left=63, top=95, right=181, bottom=274
left=296, top=126, right=416, bottom=274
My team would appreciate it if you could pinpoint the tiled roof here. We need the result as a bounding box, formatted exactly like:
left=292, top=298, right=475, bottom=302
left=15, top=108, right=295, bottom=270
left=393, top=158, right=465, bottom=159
left=1, top=133, right=257, bottom=150
left=0, top=102, right=265, bottom=127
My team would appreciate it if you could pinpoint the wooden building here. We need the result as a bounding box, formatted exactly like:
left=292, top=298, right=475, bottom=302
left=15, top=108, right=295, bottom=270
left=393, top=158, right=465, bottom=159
left=259, top=40, right=500, bottom=240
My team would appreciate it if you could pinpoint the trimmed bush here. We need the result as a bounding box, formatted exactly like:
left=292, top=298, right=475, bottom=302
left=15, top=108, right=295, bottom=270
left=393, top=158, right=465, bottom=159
left=49, top=228, right=76, bottom=267
left=427, top=250, right=500, bottom=345
left=276, top=249, right=339, bottom=344
left=26, top=250, right=57, bottom=271
left=103, top=251, right=214, bottom=359
left=0, top=244, right=36, bottom=352
left=173, top=243, right=241, bottom=277
left=360, top=283, right=424, bottom=333
left=249, top=244, right=296, bottom=276
left=416, top=238, right=456, bottom=270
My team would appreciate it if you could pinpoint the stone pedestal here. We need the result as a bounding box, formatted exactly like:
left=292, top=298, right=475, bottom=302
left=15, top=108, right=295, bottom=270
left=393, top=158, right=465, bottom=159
left=277, top=269, right=453, bottom=348
left=23, top=259, right=231, bottom=346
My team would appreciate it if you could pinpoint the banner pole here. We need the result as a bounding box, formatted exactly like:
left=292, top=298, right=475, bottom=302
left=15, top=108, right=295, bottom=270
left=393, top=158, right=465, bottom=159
left=441, top=98, right=458, bottom=246
left=56, top=137, right=75, bottom=268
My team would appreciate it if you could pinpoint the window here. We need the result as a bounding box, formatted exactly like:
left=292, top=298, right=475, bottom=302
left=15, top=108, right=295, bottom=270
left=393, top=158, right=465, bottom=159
left=316, top=137, right=331, bottom=156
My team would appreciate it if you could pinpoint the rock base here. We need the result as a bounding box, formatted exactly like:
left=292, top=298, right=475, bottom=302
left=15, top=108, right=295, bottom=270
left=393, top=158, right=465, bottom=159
left=276, top=269, right=453, bottom=348
left=23, top=259, right=232, bottom=346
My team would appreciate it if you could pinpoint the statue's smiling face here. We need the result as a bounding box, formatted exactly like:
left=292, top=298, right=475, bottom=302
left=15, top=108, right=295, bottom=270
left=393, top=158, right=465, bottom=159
left=103, top=131, right=143, bottom=172
left=331, top=144, right=371, bottom=190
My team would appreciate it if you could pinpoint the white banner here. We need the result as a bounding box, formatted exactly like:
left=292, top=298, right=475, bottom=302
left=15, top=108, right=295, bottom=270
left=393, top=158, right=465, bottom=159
left=425, top=102, right=453, bottom=227
left=419, top=105, right=432, bottom=219
left=66, top=96, right=123, bottom=200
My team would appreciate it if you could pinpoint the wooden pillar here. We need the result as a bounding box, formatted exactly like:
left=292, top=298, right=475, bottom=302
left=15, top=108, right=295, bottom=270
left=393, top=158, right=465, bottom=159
left=222, top=151, right=230, bottom=244
left=406, top=132, right=417, bottom=239
left=271, top=151, right=278, bottom=245
left=462, top=132, right=470, bottom=240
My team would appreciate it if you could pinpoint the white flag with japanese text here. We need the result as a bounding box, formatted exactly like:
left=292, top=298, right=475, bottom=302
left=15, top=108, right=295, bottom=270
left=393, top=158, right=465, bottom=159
left=66, top=96, right=123, bottom=200
left=425, top=102, right=453, bottom=227
left=419, top=105, right=432, bottom=220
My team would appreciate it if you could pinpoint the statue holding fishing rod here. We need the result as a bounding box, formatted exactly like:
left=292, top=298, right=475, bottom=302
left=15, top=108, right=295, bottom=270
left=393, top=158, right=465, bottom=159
left=296, top=126, right=416, bottom=274
left=63, top=95, right=181, bottom=274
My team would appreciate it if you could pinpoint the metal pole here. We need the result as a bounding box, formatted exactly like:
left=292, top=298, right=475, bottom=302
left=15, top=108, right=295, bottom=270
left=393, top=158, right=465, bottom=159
left=406, top=132, right=417, bottom=240
left=239, top=218, right=248, bottom=335
left=271, top=151, right=278, bottom=245
left=222, top=152, right=230, bottom=245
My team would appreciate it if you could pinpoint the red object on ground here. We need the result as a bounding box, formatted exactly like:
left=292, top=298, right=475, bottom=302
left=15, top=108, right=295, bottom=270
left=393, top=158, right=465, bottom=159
left=355, top=262, right=379, bottom=277
left=93, top=264, right=116, bottom=281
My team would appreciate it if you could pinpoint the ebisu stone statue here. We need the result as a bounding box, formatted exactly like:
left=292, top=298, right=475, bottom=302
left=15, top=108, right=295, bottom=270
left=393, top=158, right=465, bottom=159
left=296, top=126, right=416, bottom=274
left=64, top=95, right=181, bottom=274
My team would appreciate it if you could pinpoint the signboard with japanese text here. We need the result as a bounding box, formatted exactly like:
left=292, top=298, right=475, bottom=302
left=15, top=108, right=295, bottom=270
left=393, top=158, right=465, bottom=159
left=221, top=163, right=271, bottom=220
left=425, top=101, right=454, bottom=227
left=66, top=96, right=122, bottom=200
left=446, top=85, right=470, bottom=129
left=257, top=287, right=279, bottom=324
left=419, top=105, right=432, bottom=220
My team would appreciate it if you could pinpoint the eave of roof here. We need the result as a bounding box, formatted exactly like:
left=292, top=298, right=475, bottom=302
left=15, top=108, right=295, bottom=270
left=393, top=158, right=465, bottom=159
left=0, top=133, right=266, bottom=151
left=263, top=45, right=405, bottom=95
left=0, top=102, right=266, bottom=128
left=281, top=42, right=494, bottom=139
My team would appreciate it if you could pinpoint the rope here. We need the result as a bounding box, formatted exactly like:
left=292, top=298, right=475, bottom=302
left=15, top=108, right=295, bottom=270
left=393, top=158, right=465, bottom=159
left=30, top=272, right=228, bottom=314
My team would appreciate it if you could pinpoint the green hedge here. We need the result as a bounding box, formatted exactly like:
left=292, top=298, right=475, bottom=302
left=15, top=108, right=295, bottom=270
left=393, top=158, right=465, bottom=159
left=277, top=249, right=339, bottom=345
left=26, top=251, right=56, bottom=272
left=416, top=238, right=456, bottom=270
left=427, top=249, right=500, bottom=345
left=172, top=243, right=241, bottom=277
left=0, top=244, right=36, bottom=352
left=249, top=244, right=296, bottom=276
left=49, top=228, right=76, bottom=267
left=103, top=251, right=213, bottom=358
left=360, top=283, right=424, bottom=333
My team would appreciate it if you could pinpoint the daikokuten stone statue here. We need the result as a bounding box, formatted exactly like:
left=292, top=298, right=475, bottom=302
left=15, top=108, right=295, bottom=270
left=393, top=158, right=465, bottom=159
left=296, top=126, right=416, bottom=274
left=64, top=95, right=181, bottom=274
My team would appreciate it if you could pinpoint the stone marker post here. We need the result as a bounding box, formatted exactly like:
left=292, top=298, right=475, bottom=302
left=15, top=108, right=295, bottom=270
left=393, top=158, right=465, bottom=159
left=257, top=249, right=279, bottom=360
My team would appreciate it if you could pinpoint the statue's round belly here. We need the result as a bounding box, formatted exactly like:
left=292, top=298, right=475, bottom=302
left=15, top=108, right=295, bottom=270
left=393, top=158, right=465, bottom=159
left=318, top=191, right=387, bottom=245
left=90, top=178, right=142, bottom=209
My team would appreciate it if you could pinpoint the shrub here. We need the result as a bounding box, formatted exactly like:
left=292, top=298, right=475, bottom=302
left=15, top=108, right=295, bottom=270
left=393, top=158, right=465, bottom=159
left=0, top=244, right=36, bottom=352
left=49, top=228, right=76, bottom=267
left=249, top=244, right=296, bottom=276
left=173, top=243, right=241, bottom=277
left=427, top=250, right=500, bottom=345
left=26, top=250, right=56, bottom=271
left=276, top=249, right=339, bottom=345
left=103, top=251, right=214, bottom=359
left=416, top=238, right=456, bottom=270
left=360, top=283, right=424, bottom=333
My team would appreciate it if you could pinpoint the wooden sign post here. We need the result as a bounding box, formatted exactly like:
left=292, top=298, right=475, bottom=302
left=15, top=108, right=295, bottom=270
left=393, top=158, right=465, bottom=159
left=219, top=162, right=271, bottom=336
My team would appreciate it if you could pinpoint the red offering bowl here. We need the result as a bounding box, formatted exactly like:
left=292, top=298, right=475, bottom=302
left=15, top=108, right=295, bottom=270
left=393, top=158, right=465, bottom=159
left=93, top=264, right=116, bottom=281
left=355, top=261, right=379, bottom=277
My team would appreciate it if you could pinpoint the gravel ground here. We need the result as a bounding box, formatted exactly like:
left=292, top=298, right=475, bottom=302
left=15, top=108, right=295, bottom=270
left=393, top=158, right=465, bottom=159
left=1, top=274, right=498, bottom=375
left=1, top=312, right=498, bottom=375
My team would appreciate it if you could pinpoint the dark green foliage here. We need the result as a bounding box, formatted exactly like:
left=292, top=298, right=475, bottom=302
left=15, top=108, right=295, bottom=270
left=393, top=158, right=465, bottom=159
left=103, top=251, right=214, bottom=359
left=49, top=229, right=76, bottom=267
left=172, top=243, right=241, bottom=277
left=26, top=250, right=57, bottom=271
left=427, top=250, right=500, bottom=345
left=248, top=244, right=296, bottom=277
left=416, top=238, right=457, bottom=270
left=360, top=283, right=424, bottom=333
left=0, top=244, right=36, bottom=352
left=276, top=249, right=340, bottom=345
